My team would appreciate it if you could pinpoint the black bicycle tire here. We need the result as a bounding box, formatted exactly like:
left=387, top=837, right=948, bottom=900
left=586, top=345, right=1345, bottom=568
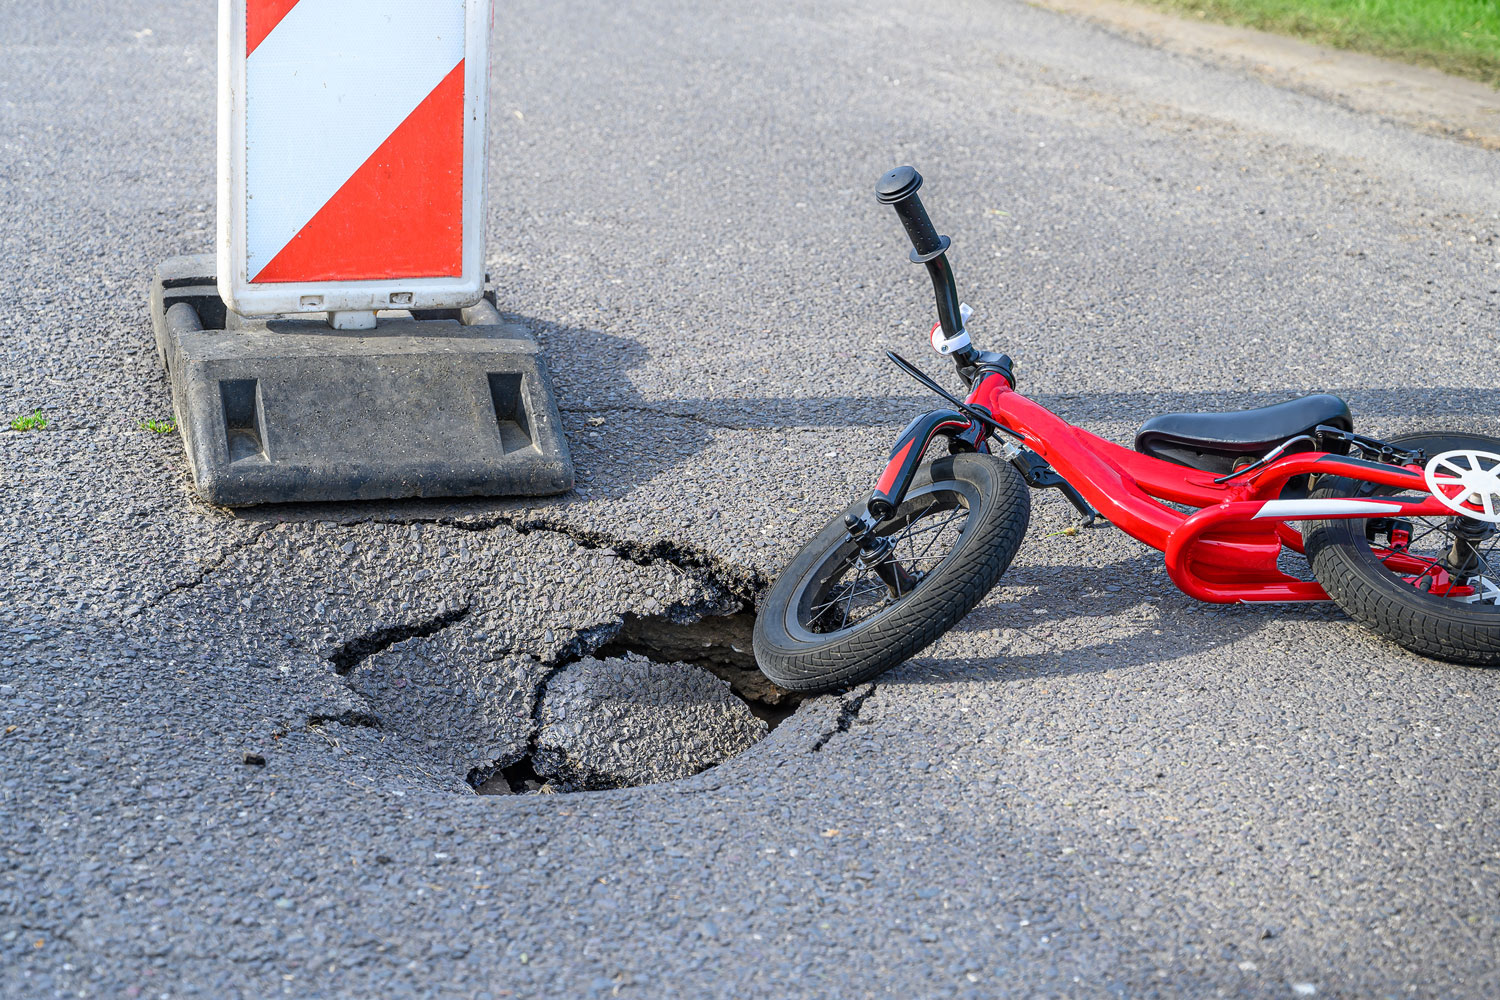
left=753, top=452, right=1031, bottom=692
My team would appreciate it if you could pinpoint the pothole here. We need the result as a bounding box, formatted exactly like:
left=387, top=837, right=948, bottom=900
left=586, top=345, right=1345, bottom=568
left=595, top=609, right=802, bottom=727
left=473, top=608, right=806, bottom=796
left=478, top=756, right=549, bottom=795
left=327, top=602, right=808, bottom=796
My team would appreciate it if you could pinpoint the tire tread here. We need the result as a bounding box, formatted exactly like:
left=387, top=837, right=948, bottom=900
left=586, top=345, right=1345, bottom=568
left=754, top=454, right=1031, bottom=692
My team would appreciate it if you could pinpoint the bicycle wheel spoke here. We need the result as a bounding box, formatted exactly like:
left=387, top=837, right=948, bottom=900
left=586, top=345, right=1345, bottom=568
left=888, top=522, right=919, bottom=551
left=1474, top=547, right=1497, bottom=583
left=809, top=578, right=884, bottom=616
left=895, top=514, right=965, bottom=565
left=1481, top=534, right=1500, bottom=570
left=808, top=591, right=847, bottom=617
left=800, top=489, right=973, bottom=635
left=1402, top=519, right=1447, bottom=551
left=911, top=515, right=961, bottom=565
left=1399, top=551, right=1436, bottom=574
left=890, top=510, right=963, bottom=542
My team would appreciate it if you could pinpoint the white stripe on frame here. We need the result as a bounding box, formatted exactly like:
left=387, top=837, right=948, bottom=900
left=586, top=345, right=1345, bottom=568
left=1252, top=499, right=1406, bottom=519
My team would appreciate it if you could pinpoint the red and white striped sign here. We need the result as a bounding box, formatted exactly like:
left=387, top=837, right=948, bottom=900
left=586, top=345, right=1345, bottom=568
left=218, top=0, right=490, bottom=316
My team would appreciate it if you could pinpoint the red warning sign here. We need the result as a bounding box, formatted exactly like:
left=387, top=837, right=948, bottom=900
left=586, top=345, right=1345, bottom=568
left=219, top=0, right=489, bottom=316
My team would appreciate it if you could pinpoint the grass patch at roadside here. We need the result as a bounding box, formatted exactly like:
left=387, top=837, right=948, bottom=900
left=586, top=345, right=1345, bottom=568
left=1134, top=0, right=1500, bottom=87
left=9, top=411, right=47, bottom=432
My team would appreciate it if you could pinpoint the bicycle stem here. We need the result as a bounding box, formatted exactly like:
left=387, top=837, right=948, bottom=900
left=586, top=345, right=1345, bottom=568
left=919, top=252, right=966, bottom=347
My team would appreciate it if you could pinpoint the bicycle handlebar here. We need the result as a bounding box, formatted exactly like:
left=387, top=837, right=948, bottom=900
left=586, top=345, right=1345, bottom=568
left=876, top=165, right=948, bottom=259
left=876, top=165, right=966, bottom=342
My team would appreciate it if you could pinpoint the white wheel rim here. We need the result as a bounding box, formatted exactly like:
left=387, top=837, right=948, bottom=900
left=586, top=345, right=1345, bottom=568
left=1459, top=574, right=1500, bottom=606
left=1424, top=449, right=1500, bottom=524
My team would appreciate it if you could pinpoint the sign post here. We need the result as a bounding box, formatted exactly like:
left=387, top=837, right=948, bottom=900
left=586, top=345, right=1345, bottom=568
left=145, top=0, right=574, bottom=505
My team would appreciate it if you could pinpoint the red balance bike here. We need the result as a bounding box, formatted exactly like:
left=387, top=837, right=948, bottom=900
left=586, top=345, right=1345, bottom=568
left=754, top=166, right=1500, bottom=692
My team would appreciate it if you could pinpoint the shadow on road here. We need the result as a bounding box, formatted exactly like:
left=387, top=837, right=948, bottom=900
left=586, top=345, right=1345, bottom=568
left=224, top=312, right=1495, bottom=531
left=894, top=548, right=1349, bottom=688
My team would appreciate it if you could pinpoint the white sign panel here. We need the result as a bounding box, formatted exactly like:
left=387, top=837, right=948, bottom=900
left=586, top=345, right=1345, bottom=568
left=218, top=0, right=490, bottom=317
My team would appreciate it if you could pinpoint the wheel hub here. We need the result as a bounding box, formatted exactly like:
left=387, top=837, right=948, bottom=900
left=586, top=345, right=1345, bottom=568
left=844, top=512, right=917, bottom=598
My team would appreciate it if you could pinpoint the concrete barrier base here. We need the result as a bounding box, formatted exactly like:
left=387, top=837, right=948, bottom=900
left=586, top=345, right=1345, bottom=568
left=148, top=255, right=574, bottom=507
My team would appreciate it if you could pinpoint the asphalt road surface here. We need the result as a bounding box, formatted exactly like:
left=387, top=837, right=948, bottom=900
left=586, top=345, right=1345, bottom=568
left=4, top=1, right=1500, bottom=997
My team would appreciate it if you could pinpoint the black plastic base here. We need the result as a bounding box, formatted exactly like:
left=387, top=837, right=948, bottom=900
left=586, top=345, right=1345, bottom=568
left=148, top=255, right=574, bottom=507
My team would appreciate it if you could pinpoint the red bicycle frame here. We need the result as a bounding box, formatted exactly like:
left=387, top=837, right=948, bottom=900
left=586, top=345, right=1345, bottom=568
left=986, top=375, right=1465, bottom=602
left=871, top=370, right=1458, bottom=604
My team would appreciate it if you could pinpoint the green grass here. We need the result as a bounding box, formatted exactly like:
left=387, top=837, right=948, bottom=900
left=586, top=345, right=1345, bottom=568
left=9, top=410, right=47, bottom=432
left=1138, top=0, right=1500, bottom=87
left=138, top=417, right=177, bottom=434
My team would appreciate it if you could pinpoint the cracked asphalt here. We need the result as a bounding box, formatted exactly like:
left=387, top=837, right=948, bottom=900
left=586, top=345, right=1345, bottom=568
left=4, top=0, right=1500, bottom=997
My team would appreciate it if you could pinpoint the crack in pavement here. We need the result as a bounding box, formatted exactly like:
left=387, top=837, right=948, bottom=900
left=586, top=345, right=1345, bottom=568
left=326, top=604, right=474, bottom=675
left=139, top=503, right=765, bottom=623
left=559, top=403, right=749, bottom=433
left=466, top=654, right=573, bottom=793
left=135, top=523, right=275, bottom=614
left=812, top=684, right=877, bottom=752
left=305, top=709, right=383, bottom=731
left=350, top=512, right=767, bottom=602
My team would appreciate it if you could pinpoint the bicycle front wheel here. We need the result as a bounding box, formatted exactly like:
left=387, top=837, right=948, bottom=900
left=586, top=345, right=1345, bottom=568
left=753, top=452, right=1030, bottom=693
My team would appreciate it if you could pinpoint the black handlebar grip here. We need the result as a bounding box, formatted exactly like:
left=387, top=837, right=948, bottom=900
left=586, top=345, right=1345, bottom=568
left=876, top=165, right=947, bottom=260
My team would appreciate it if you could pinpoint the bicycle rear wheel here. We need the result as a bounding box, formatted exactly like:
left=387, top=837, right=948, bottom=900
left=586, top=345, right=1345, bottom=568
left=1304, top=431, right=1500, bottom=665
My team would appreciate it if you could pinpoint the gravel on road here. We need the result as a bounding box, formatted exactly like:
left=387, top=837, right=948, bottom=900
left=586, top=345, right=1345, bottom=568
left=3, top=0, right=1499, bottom=997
